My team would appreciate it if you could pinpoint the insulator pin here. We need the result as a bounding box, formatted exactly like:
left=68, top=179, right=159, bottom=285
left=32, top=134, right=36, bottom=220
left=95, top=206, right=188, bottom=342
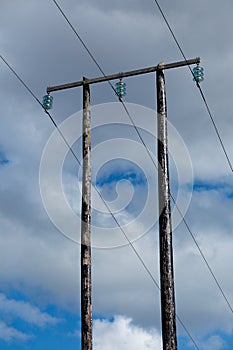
left=42, top=94, right=53, bottom=110
left=115, top=79, right=126, bottom=99
left=193, top=65, right=204, bottom=83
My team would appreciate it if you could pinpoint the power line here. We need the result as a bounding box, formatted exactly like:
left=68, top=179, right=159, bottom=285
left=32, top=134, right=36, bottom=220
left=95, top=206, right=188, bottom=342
left=0, top=54, right=161, bottom=303
left=0, top=54, right=159, bottom=283
left=0, top=54, right=200, bottom=350
left=151, top=0, right=233, bottom=312
left=152, top=0, right=233, bottom=172
left=197, top=85, right=233, bottom=172
left=49, top=0, right=233, bottom=315
left=0, top=55, right=80, bottom=164
left=51, top=0, right=106, bottom=78
left=1, top=55, right=43, bottom=107
left=0, top=57, right=157, bottom=297
left=180, top=211, right=233, bottom=314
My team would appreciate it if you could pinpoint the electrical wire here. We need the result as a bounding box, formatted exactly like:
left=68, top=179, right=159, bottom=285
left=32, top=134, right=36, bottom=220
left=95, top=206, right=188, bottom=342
left=0, top=54, right=200, bottom=350
left=0, top=58, right=161, bottom=286
left=152, top=0, right=233, bottom=313
left=0, top=54, right=160, bottom=283
left=0, top=54, right=81, bottom=164
left=152, top=0, right=233, bottom=172
left=50, top=0, right=233, bottom=316
left=178, top=208, right=233, bottom=314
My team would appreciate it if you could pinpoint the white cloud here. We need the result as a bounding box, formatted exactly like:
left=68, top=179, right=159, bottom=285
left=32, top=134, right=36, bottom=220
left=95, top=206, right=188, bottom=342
left=0, top=293, right=60, bottom=327
left=93, top=315, right=162, bottom=350
left=198, top=335, right=226, bottom=350
left=0, top=321, right=32, bottom=342
left=0, top=0, right=233, bottom=348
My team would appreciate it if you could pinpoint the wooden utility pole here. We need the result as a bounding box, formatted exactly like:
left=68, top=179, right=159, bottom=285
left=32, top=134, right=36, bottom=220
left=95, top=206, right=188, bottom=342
left=81, top=78, right=92, bottom=350
left=45, top=57, right=200, bottom=350
left=157, top=66, right=177, bottom=350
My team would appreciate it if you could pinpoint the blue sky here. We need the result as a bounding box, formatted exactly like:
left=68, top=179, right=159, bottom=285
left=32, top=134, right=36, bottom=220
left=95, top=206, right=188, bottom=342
left=1, top=0, right=233, bottom=349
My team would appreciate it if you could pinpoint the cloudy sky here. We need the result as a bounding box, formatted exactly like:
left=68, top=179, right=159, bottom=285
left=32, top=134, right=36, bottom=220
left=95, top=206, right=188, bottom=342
left=1, top=0, right=233, bottom=349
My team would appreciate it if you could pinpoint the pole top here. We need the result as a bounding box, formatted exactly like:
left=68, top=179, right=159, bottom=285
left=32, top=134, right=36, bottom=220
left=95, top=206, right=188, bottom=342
left=47, top=57, right=201, bottom=93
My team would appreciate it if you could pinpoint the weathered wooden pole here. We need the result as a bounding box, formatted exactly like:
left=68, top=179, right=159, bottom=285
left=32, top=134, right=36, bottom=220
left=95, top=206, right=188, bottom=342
left=45, top=57, right=200, bottom=350
left=157, top=66, right=178, bottom=350
left=81, top=77, right=92, bottom=350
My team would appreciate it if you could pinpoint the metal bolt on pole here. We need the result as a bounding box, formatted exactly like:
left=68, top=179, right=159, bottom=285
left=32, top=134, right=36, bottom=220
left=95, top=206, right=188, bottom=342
left=81, top=78, right=92, bottom=350
left=157, top=66, right=177, bottom=350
